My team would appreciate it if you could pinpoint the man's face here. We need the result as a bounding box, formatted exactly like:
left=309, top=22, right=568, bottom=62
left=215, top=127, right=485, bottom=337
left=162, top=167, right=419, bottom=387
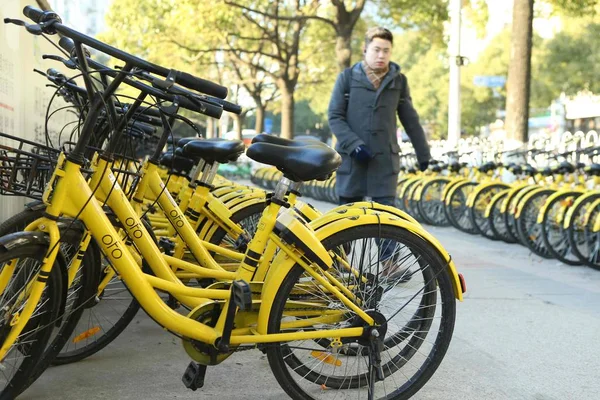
left=364, top=38, right=392, bottom=69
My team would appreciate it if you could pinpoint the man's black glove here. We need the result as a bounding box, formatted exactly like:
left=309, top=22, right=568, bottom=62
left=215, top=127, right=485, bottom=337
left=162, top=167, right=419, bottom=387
left=351, top=144, right=374, bottom=164
left=419, top=160, right=429, bottom=172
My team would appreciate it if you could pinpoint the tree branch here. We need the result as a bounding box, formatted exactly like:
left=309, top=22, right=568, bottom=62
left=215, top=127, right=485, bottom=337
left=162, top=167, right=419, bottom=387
left=224, top=0, right=337, bottom=29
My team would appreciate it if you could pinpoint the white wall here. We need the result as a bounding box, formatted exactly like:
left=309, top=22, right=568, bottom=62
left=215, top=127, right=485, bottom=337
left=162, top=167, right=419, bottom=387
left=1, top=1, right=71, bottom=221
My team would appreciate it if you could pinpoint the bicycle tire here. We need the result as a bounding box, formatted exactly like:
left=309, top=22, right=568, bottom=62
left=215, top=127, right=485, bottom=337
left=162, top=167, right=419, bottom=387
left=516, top=189, right=554, bottom=258
left=266, top=224, right=456, bottom=400
left=488, top=191, right=515, bottom=243
left=417, top=178, right=451, bottom=226
left=446, top=182, right=479, bottom=234
left=566, top=193, right=600, bottom=266
left=541, top=192, right=583, bottom=265
left=470, top=184, right=510, bottom=238
left=0, top=239, right=64, bottom=399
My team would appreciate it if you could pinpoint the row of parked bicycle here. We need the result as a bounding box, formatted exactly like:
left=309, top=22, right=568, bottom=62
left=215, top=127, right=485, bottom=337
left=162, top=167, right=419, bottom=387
left=0, top=7, right=464, bottom=400
left=252, top=146, right=600, bottom=270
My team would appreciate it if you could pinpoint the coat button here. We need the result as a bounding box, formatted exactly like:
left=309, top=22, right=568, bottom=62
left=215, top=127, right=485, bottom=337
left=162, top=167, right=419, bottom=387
left=372, top=132, right=377, bottom=136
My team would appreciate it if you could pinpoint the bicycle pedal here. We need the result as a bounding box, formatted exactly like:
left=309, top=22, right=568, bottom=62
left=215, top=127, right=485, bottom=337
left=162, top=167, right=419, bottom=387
left=182, top=361, right=207, bottom=391
left=158, top=237, right=175, bottom=256
left=167, top=294, right=180, bottom=309
left=231, top=280, right=252, bottom=311
left=234, top=233, right=250, bottom=252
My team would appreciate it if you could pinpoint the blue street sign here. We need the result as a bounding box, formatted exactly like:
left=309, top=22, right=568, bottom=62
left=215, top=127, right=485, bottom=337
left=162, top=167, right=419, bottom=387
left=264, top=118, right=273, bottom=134
left=473, top=76, right=506, bottom=88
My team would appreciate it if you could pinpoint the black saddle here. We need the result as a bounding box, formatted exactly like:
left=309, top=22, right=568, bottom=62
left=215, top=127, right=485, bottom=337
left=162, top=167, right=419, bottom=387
left=585, top=164, right=600, bottom=176
left=252, top=133, right=324, bottom=147
left=177, top=136, right=202, bottom=148
left=159, top=152, right=195, bottom=175
left=554, top=161, right=575, bottom=174
left=182, top=139, right=245, bottom=164
left=246, top=143, right=341, bottom=182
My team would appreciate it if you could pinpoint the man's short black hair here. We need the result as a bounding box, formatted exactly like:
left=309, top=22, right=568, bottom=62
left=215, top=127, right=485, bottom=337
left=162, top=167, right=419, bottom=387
left=365, top=27, right=393, bottom=47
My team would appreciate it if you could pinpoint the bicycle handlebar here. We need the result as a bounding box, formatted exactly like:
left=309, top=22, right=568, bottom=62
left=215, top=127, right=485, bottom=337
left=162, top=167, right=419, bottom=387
left=54, top=39, right=222, bottom=119
left=23, top=6, right=228, bottom=99
left=57, top=37, right=229, bottom=118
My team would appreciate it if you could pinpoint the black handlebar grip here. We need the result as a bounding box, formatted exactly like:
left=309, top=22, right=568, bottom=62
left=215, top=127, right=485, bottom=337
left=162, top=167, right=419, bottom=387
left=46, top=68, right=63, bottom=78
left=58, top=36, right=75, bottom=53
left=128, top=121, right=157, bottom=136
left=218, top=99, right=242, bottom=115
left=178, top=96, right=223, bottom=119
left=174, top=71, right=227, bottom=99
left=23, top=6, right=44, bottom=23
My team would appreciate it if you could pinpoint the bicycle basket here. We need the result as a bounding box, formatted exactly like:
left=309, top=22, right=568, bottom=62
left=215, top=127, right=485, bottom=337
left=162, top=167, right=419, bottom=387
left=0, top=132, right=61, bottom=200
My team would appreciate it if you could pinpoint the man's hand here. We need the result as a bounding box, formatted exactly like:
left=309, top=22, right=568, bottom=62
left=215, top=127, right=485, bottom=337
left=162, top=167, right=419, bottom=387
left=351, top=144, right=374, bottom=164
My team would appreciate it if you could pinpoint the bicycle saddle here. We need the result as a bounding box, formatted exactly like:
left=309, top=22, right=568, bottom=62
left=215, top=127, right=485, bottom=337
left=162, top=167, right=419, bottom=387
left=585, top=164, right=600, bottom=176
left=177, top=136, right=204, bottom=148
left=251, top=133, right=324, bottom=147
left=448, top=162, right=461, bottom=172
left=182, top=139, right=245, bottom=164
left=246, top=142, right=341, bottom=182
left=159, top=152, right=195, bottom=174
left=556, top=161, right=575, bottom=174
left=509, top=164, right=522, bottom=175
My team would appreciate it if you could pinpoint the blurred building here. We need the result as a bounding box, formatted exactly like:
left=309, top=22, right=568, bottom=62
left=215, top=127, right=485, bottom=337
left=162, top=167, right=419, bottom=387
left=50, top=0, right=113, bottom=37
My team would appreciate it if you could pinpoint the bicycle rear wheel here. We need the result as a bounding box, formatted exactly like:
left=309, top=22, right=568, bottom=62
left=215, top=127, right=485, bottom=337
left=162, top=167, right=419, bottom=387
left=516, top=189, right=555, bottom=258
left=470, top=184, right=510, bottom=238
left=446, top=182, right=478, bottom=234
left=567, top=194, right=600, bottom=266
left=541, top=192, right=583, bottom=265
left=266, top=224, right=456, bottom=399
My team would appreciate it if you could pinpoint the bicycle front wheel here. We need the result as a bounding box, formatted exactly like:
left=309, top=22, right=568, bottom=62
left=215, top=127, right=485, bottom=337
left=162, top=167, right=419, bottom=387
left=0, top=240, right=64, bottom=399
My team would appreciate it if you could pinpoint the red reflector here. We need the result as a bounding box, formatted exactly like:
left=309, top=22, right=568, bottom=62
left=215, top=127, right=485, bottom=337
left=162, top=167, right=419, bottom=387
left=458, top=273, right=467, bottom=293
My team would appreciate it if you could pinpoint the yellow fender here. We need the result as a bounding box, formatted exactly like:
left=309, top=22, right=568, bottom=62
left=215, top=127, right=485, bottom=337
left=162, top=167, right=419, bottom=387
left=441, top=177, right=469, bottom=205
left=514, top=187, right=553, bottom=219
left=211, top=186, right=243, bottom=198
left=221, top=190, right=266, bottom=208
left=408, top=180, right=425, bottom=203
left=590, top=198, right=600, bottom=232
left=398, top=176, right=422, bottom=201
left=200, top=197, right=267, bottom=241
left=256, top=211, right=464, bottom=334
left=484, top=188, right=511, bottom=219
left=466, top=182, right=511, bottom=208
left=322, top=201, right=419, bottom=226
left=412, top=177, right=430, bottom=201
left=536, top=190, right=583, bottom=224
left=415, top=177, right=451, bottom=202
left=499, top=183, right=535, bottom=213
left=563, top=192, right=600, bottom=229
left=444, top=180, right=476, bottom=206
left=293, top=199, right=323, bottom=222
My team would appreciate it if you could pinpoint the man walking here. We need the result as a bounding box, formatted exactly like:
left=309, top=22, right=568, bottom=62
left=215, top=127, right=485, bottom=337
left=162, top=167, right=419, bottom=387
left=328, top=27, right=431, bottom=207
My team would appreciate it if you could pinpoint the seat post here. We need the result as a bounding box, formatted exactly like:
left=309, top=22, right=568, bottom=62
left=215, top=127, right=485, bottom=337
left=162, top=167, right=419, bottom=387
left=199, top=162, right=219, bottom=186
left=289, top=181, right=303, bottom=193
left=188, top=159, right=206, bottom=187
left=273, top=177, right=292, bottom=202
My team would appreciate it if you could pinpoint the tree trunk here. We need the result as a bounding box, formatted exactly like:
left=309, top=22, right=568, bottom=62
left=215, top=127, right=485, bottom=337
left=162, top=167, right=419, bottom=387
left=279, top=86, right=294, bottom=139
left=504, top=0, right=534, bottom=145
left=206, top=118, right=214, bottom=139
left=254, top=102, right=265, bottom=134
left=233, top=114, right=243, bottom=140
left=335, top=29, right=353, bottom=72
left=36, top=0, right=52, bottom=10
left=218, top=112, right=229, bottom=138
